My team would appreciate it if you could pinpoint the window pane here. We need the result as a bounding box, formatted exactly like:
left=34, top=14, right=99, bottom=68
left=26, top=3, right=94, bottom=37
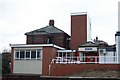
left=20, top=51, right=25, bottom=58
left=37, top=49, right=42, bottom=59
left=59, top=52, right=62, bottom=57
left=63, top=53, right=66, bottom=57
left=67, top=53, right=70, bottom=57
left=26, top=50, right=30, bottom=58
left=15, top=51, right=19, bottom=58
left=31, top=50, right=36, bottom=58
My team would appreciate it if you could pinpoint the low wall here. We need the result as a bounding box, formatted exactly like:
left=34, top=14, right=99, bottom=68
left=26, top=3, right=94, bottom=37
left=50, top=64, right=120, bottom=76
left=2, top=74, right=40, bottom=80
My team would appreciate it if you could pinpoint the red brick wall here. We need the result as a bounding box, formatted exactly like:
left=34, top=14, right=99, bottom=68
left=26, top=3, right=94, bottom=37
left=42, top=46, right=58, bottom=76
left=52, top=33, right=70, bottom=49
left=50, top=64, right=119, bottom=76
left=52, top=33, right=64, bottom=47
left=27, top=35, right=47, bottom=44
left=10, top=46, right=58, bottom=76
left=71, top=15, right=87, bottom=49
left=26, top=33, right=70, bottom=49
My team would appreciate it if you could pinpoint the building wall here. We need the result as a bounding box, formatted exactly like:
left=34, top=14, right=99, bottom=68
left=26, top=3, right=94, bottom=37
left=116, top=33, right=120, bottom=63
left=85, top=52, right=99, bottom=62
left=52, top=33, right=64, bottom=48
left=71, top=14, right=87, bottom=49
left=116, top=2, right=120, bottom=64
left=26, top=33, right=70, bottom=49
left=11, top=47, right=43, bottom=74
left=13, top=60, right=42, bottom=74
left=10, top=45, right=63, bottom=75
left=99, top=51, right=117, bottom=64
left=26, top=35, right=47, bottom=44
left=50, top=64, right=119, bottom=76
left=42, top=46, right=58, bottom=76
left=87, top=15, right=92, bottom=41
left=52, top=33, right=70, bottom=49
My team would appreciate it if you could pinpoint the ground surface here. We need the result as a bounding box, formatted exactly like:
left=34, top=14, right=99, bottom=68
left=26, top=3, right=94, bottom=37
left=68, top=70, right=120, bottom=78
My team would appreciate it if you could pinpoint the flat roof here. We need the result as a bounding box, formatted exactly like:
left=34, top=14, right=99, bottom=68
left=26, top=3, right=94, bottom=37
left=10, top=44, right=65, bottom=50
left=57, top=50, right=76, bottom=52
left=71, top=12, right=87, bottom=16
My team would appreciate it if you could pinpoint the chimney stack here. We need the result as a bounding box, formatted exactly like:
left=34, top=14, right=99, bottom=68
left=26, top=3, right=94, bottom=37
left=71, top=12, right=91, bottom=49
left=49, top=20, right=54, bottom=26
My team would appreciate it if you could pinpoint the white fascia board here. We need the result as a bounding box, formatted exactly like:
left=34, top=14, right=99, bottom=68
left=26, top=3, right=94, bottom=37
left=57, top=50, right=76, bottom=52
left=10, top=44, right=53, bottom=47
left=10, top=44, right=64, bottom=50
left=71, top=12, right=87, bottom=16
left=53, top=45, right=65, bottom=50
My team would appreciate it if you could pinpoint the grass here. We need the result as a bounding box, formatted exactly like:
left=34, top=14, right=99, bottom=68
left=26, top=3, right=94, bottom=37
left=68, top=69, right=120, bottom=78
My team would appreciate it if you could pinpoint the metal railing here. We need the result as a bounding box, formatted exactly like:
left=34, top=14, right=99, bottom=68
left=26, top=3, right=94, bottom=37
left=51, top=56, right=118, bottom=64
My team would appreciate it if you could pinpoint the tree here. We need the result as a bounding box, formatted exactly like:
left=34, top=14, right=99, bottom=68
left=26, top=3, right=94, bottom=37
left=2, top=51, right=11, bottom=75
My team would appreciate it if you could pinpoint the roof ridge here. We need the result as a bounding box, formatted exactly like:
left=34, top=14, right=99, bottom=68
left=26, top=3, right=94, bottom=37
left=25, top=25, right=70, bottom=36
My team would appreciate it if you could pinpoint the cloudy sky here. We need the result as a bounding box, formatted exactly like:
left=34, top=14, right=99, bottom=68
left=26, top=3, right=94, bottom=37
left=0, top=0, right=119, bottom=52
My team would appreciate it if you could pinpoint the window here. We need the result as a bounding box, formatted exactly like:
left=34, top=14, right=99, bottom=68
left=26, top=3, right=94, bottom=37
left=14, top=49, right=42, bottom=60
left=20, top=50, right=25, bottom=59
left=15, top=51, right=19, bottom=59
left=26, top=50, right=30, bottom=59
left=67, top=53, right=71, bottom=57
left=37, top=49, right=42, bottom=59
left=31, top=50, right=36, bottom=59
left=63, top=53, right=66, bottom=58
left=58, top=52, right=62, bottom=57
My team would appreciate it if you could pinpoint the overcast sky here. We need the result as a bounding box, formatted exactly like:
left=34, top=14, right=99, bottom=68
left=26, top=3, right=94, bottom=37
left=0, top=0, right=119, bottom=52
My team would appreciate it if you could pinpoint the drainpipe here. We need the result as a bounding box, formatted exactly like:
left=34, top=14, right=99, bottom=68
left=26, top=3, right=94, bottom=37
left=49, top=64, right=51, bottom=76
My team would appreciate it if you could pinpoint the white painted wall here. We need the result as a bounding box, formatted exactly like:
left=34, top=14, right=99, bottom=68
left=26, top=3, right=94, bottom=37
left=116, top=36, right=120, bottom=63
left=116, top=2, right=120, bottom=64
left=87, top=14, right=92, bottom=41
left=13, top=60, right=42, bottom=74
left=99, top=51, right=117, bottom=64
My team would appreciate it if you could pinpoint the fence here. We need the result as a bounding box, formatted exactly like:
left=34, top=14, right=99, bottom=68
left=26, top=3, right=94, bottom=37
left=51, top=56, right=118, bottom=64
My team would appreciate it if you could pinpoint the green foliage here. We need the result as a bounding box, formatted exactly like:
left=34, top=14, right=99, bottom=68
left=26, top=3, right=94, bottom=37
left=2, top=52, right=10, bottom=75
left=2, top=58, right=10, bottom=74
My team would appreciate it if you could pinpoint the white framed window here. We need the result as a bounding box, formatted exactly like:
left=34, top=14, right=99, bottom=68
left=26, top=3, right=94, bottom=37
left=14, top=48, right=42, bottom=60
left=14, top=50, right=20, bottom=59
left=67, top=52, right=71, bottom=59
left=37, top=49, right=42, bottom=59
left=20, top=50, right=25, bottom=59
left=25, top=50, right=31, bottom=59
left=58, top=52, right=71, bottom=58
left=58, top=52, right=62, bottom=57
left=31, top=50, right=36, bottom=59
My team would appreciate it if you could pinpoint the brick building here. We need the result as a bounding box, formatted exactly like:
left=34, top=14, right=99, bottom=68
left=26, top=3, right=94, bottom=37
left=10, top=12, right=119, bottom=76
left=71, top=12, right=91, bottom=49
left=25, top=20, right=70, bottom=49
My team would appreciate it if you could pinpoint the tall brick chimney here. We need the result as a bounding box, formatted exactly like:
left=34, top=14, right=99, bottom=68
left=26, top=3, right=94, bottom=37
left=71, top=12, right=91, bottom=49
left=49, top=20, right=54, bottom=26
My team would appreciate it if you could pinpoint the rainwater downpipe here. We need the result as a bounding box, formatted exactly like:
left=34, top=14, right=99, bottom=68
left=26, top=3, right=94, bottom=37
left=49, top=64, right=51, bottom=76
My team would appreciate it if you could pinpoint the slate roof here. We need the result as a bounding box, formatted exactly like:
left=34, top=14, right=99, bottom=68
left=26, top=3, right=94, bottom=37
left=79, top=40, right=108, bottom=47
left=25, top=26, right=67, bottom=35
left=94, top=40, right=108, bottom=46
left=80, top=41, right=98, bottom=47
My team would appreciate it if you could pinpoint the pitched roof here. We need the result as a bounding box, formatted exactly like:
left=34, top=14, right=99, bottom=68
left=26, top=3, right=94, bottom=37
left=25, top=26, right=67, bottom=35
left=79, top=40, right=108, bottom=47
left=80, top=41, right=98, bottom=47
